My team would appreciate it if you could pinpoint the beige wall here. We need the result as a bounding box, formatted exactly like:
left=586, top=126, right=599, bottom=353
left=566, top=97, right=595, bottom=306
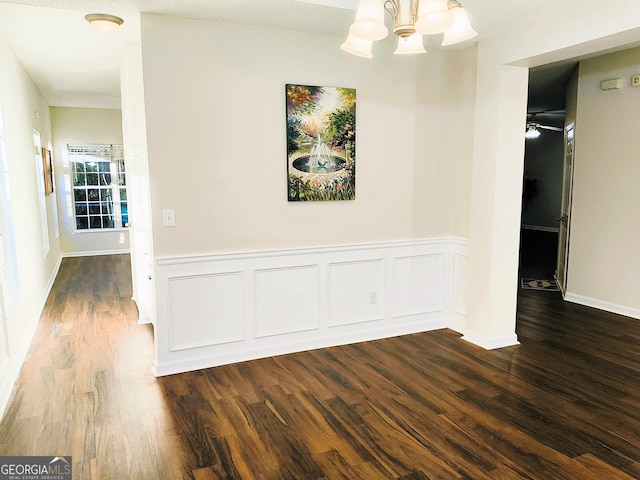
left=140, top=14, right=477, bottom=258
left=415, top=47, right=477, bottom=239
left=50, top=107, right=129, bottom=255
left=567, top=48, right=640, bottom=313
left=0, top=30, right=60, bottom=413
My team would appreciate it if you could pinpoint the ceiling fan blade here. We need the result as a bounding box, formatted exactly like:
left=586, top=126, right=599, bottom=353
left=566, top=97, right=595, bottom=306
left=538, top=124, right=563, bottom=132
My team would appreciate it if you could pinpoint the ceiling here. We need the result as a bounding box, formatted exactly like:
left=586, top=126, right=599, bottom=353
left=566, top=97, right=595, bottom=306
left=0, top=0, right=589, bottom=109
left=527, top=61, right=577, bottom=124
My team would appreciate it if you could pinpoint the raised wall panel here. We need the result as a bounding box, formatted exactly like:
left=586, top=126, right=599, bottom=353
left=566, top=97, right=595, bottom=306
left=254, top=265, right=319, bottom=337
left=328, top=259, right=384, bottom=327
left=393, top=254, right=444, bottom=318
left=168, top=272, right=244, bottom=351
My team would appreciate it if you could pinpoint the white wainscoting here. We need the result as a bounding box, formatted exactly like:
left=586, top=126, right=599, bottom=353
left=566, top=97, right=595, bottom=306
left=153, top=238, right=470, bottom=376
left=450, top=240, right=469, bottom=334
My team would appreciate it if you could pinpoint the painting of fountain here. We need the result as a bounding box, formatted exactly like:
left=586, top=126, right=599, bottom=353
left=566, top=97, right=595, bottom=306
left=310, top=135, right=332, bottom=170
left=286, top=83, right=356, bottom=201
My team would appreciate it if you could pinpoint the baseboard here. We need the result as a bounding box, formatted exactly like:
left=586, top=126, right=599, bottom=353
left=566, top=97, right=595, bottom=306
left=153, top=318, right=448, bottom=377
left=564, top=292, right=640, bottom=320
left=447, top=313, right=468, bottom=335
left=0, top=254, right=63, bottom=422
left=62, top=248, right=129, bottom=258
left=461, top=331, right=520, bottom=350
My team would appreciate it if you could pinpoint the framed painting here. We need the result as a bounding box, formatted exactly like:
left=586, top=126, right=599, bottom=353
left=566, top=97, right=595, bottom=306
left=286, top=84, right=356, bottom=201
left=42, top=146, right=54, bottom=195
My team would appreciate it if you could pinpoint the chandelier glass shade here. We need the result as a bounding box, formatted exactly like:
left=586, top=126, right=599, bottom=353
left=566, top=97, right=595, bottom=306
left=442, top=1, right=478, bottom=45
left=341, top=0, right=477, bottom=58
left=394, top=32, right=427, bottom=54
left=340, top=34, right=374, bottom=58
left=414, top=0, right=454, bottom=34
left=349, top=0, right=389, bottom=41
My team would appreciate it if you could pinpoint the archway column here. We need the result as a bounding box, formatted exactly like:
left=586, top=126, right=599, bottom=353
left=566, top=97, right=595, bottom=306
left=463, top=45, right=529, bottom=349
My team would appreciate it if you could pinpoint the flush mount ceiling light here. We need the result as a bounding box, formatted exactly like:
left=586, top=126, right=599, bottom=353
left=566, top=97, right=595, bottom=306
left=341, top=0, right=477, bottom=58
left=85, top=13, right=124, bottom=33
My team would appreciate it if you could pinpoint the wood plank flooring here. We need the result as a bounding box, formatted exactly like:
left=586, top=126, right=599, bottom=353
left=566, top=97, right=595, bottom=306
left=1, top=254, right=639, bottom=479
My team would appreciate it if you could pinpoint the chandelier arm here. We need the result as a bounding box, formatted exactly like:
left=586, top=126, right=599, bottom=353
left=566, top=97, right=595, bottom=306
left=386, top=0, right=421, bottom=37
left=384, top=0, right=400, bottom=26
left=411, top=0, right=419, bottom=24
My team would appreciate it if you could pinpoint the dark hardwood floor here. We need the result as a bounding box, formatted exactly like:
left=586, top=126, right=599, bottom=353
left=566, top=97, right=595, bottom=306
left=1, top=254, right=639, bottom=479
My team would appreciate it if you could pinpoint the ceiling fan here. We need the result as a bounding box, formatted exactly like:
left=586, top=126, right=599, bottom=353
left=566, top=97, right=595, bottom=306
left=525, top=122, right=563, bottom=139
left=525, top=112, right=564, bottom=139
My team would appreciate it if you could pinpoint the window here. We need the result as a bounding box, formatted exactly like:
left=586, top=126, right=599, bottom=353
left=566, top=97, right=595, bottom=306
left=68, top=144, right=128, bottom=231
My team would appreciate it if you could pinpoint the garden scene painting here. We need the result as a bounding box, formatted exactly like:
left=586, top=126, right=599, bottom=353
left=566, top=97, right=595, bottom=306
left=286, top=84, right=356, bottom=201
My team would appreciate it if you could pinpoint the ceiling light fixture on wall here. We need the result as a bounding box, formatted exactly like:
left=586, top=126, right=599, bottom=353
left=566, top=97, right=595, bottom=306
left=341, top=0, right=477, bottom=58
left=85, top=13, right=124, bottom=33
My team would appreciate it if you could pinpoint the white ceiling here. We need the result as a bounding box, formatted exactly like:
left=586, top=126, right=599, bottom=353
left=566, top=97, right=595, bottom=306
left=0, top=0, right=588, bottom=109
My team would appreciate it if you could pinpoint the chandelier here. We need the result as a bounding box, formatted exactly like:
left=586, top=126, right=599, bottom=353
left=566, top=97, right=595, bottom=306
left=341, top=0, right=477, bottom=58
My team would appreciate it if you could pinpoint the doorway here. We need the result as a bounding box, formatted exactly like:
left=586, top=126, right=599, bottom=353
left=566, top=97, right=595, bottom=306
left=518, top=62, right=576, bottom=290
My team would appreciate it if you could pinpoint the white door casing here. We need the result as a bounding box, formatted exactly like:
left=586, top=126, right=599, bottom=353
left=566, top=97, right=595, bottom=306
left=556, top=123, right=575, bottom=295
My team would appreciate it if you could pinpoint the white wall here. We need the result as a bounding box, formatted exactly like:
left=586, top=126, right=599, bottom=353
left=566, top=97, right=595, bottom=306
left=566, top=47, right=640, bottom=317
left=50, top=107, right=129, bottom=255
left=140, top=14, right=475, bottom=257
left=0, top=31, right=60, bottom=418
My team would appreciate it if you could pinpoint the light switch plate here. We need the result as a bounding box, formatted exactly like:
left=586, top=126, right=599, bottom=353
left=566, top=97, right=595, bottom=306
left=632, top=74, right=640, bottom=87
left=162, top=209, right=175, bottom=227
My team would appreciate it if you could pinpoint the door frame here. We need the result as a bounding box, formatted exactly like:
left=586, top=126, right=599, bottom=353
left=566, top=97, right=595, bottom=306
left=555, top=122, right=575, bottom=295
